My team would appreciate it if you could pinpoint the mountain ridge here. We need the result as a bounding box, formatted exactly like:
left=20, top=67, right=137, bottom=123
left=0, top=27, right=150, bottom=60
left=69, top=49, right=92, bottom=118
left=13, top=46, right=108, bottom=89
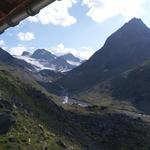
left=16, top=49, right=83, bottom=72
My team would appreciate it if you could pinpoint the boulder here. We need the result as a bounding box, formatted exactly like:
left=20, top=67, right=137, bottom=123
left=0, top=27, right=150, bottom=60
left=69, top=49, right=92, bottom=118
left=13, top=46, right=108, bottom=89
left=0, top=112, right=16, bottom=134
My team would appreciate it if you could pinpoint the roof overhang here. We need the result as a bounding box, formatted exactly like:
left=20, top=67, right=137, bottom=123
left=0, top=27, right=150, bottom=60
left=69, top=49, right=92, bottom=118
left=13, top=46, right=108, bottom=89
left=0, top=0, right=57, bottom=34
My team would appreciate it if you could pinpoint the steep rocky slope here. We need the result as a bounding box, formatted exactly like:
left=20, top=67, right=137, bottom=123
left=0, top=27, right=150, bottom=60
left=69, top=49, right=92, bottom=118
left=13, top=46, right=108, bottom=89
left=58, top=18, right=150, bottom=93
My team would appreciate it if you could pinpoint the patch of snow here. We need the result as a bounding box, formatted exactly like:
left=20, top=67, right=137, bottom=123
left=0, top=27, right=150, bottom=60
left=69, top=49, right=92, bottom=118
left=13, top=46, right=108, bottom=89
left=14, top=55, right=79, bottom=72
left=67, top=60, right=81, bottom=66
left=14, top=55, right=56, bottom=71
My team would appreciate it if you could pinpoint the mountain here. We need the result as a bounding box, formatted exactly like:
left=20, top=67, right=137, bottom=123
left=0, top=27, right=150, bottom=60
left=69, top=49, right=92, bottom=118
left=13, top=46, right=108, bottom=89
left=31, top=49, right=56, bottom=60
left=0, top=48, right=35, bottom=71
left=59, top=53, right=82, bottom=66
left=58, top=18, right=150, bottom=92
left=16, top=49, right=82, bottom=72
left=0, top=47, right=14, bottom=63
left=105, top=60, right=150, bottom=114
left=60, top=53, right=81, bottom=62
left=47, top=57, right=75, bottom=71
left=78, top=59, right=150, bottom=115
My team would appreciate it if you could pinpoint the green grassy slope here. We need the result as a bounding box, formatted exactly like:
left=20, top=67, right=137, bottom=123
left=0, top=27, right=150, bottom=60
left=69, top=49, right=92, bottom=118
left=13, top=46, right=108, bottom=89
left=0, top=66, right=81, bottom=150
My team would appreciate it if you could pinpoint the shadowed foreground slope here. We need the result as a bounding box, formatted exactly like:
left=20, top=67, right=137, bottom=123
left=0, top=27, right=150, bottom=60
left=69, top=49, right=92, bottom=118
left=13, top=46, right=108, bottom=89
left=0, top=58, right=150, bottom=149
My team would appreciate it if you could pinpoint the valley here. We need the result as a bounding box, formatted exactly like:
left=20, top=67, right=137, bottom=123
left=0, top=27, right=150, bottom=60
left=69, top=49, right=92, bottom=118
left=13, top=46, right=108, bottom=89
left=1, top=18, right=150, bottom=150
left=61, top=87, right=91, bottom=107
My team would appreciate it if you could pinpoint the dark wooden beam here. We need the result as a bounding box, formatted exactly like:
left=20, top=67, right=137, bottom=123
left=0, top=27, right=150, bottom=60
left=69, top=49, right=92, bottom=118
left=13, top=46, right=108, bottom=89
left=0, top=1, right=13, bottom=13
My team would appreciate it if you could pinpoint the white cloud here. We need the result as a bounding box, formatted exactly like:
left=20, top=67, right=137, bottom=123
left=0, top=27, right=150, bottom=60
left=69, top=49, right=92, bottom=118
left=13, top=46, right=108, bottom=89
left=27, top=0, right=77, bottom=26
left=0, top=40, right=8, bottom=50
left=27, top=16, right=39, bottom=23
left=78, top=47, right=94, bottom=60
left=0, top=40, right=5, bottom=47
left=6, top=43, right=93, bottom=59
left=9, top=45, right=36, bottom=56
left=9, top=45, right=28, bottom=56
left=83, top=0, right=146, bottom=23
left=17, top=32, right=35, bottom=41
left=51, top=43, right=94, bottom=60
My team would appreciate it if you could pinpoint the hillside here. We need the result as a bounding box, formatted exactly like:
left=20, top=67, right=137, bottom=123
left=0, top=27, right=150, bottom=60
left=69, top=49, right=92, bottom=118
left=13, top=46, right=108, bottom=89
left=0, top=48, right=36, bottom=71
left=107, top=60, right=150, bottom=114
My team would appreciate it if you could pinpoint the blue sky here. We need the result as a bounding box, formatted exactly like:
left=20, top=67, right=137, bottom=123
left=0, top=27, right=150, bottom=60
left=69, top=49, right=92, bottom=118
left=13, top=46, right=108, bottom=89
left=0, top=0, right=150, bottom=59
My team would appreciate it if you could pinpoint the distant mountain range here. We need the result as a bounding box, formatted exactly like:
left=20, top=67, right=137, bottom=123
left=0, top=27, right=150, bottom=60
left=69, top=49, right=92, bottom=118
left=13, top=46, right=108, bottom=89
left=15, top=49, right=83, bottom=72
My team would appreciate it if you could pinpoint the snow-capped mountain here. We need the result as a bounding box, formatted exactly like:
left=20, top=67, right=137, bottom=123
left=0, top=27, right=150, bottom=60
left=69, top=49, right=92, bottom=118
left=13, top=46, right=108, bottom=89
left=59, top=53, right=82, bottom=66
left=14, top=49, right=83, bottom=72
left=31, top=49, right=56, bottom=61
